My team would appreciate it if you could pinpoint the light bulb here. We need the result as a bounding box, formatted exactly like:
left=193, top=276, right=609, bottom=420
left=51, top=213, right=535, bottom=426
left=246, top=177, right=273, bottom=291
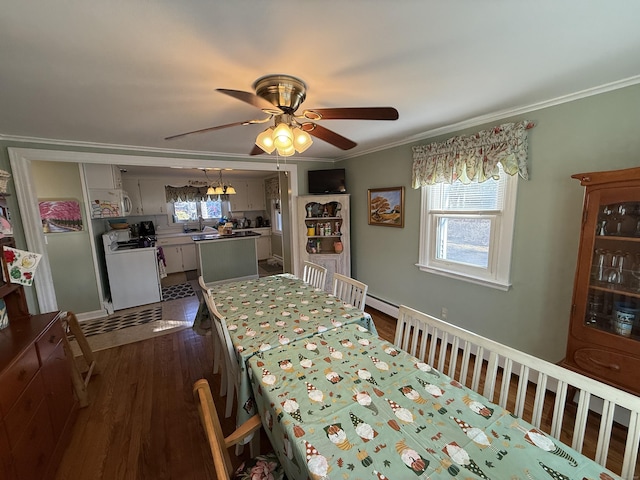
left=273, top=123, right=293, bottom=149
left=277, top=144, right=296, bottom=157
left=255, top=127, right=276, bottom=153
left=292, top=126, right=313, bottom=153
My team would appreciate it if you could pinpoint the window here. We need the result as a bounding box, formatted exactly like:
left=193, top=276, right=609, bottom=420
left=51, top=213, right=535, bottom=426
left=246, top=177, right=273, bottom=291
left=271, top=199, right=282, bottom=234
left=172, top=198, right=223, bottom=222
left=418, top=164, right=518, bottom=290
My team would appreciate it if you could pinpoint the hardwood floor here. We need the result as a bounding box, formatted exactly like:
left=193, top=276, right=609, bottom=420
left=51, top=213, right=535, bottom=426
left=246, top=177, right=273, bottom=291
left=55, top=305, right=631, bottom=479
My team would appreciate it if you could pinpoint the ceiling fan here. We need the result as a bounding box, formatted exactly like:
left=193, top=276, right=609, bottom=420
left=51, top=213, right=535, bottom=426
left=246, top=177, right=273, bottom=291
left=165, top=74, right=399, bottom=156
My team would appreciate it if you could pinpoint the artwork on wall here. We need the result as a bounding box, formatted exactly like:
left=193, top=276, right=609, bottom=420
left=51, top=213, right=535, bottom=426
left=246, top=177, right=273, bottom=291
left=38, top=199, right=83, bottom=233
left=368, top=186, right=404, bottom=228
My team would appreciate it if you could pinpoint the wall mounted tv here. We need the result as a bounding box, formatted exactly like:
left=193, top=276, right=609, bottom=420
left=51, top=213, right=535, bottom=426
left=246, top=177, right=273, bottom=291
left=308, top=168, right=347, bottom=194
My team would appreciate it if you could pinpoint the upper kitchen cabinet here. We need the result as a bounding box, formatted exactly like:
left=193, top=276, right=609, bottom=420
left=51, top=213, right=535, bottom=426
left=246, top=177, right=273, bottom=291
left=122, top=178, right=167, bottom=216
left=231, top=179, right=266, bottom=212
left=83, top=164, right=122, bottom=190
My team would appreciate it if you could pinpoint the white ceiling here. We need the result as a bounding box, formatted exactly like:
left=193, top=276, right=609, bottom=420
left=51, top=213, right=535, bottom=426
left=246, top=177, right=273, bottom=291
left=2, top=1, right=640, bottom=161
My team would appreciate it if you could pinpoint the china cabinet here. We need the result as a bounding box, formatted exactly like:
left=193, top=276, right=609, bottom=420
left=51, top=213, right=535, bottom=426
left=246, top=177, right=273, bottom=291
left=297, top=194, right=350, bottom=291
left=561, top=167, right=640, bottom=395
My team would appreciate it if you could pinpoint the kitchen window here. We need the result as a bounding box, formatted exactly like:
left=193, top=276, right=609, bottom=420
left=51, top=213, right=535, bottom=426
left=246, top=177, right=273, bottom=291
left=172, top=198, right=223, bottom=222
left=417, top=163, right=518, bottom=290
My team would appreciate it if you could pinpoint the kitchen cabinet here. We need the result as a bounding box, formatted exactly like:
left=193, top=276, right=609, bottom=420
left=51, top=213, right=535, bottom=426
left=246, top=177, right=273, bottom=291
left=157, top=236, right=197, bottom=274
left=122, top=178, right=167, bottom=215
left=231, top=179, right=265, bottom=212
left=561, top=166, right=640, bottom=395
left=297, top=194, right=350, bottom=291
left=253, top=227, right=271, bottom=260
left=84, top=164, right=122, bottom=189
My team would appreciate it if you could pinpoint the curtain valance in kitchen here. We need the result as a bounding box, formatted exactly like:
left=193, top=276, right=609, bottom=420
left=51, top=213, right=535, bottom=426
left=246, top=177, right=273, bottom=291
left=164, top=185, right=210, bottom=202
left=265, top=177, right=279, bottom=200
left=411, top=120, right=534, bottom=187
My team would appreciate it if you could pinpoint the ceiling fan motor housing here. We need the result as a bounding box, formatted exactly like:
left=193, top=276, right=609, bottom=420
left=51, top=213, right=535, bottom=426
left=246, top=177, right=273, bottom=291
left=253, top=74, right=307, bottom=114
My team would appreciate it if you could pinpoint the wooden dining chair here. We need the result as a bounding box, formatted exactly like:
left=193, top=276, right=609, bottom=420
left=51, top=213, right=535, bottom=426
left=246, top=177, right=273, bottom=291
left=193, top=379, right=285, bottom=480
left=332, top=273, right=368, bottom=311
left=302, top=261, right=327, bottom=290
left=198, top=276, right=225, bottom=395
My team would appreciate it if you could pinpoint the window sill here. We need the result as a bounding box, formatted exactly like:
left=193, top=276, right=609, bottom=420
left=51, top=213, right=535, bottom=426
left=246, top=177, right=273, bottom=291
left=416, top=263, right=511, bottom=291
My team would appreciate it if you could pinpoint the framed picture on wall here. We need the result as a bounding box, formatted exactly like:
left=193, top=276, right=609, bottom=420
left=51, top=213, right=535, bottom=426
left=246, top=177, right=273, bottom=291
left=38, top=199, right=83, bottom=233
left=368, top=186, right=404, bottom=228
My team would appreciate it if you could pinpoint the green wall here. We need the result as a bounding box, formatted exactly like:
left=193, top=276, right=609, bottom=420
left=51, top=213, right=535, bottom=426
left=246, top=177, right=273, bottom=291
left=32, top=161, right=102, bottom=313
left=340, top=83, right=640, bottom=362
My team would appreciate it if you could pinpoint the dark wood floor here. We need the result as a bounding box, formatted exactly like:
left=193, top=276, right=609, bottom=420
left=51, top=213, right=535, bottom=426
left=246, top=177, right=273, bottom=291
left=54, top=306, right=631, bottom=479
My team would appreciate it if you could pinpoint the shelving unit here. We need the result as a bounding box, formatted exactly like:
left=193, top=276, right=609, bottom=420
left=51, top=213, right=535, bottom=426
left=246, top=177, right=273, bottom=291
left=297, top=194, right=350, bottom=291
left=561, top=166, right=640, bottom=395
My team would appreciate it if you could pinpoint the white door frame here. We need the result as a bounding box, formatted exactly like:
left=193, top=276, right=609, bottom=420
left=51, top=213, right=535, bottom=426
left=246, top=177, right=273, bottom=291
left=8, top=147, right=299, bottom=313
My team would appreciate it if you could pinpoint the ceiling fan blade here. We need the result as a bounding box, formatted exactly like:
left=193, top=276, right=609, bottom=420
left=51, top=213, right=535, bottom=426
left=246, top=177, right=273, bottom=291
left=302, top=107, right=399, bottom=121
left=301, top=122, right=357, bottom=150
left=249, top=145, right=264, bottom=156
left=164, top=121, right=250, bottom=140
left=217, top=89, right=284, bottom=115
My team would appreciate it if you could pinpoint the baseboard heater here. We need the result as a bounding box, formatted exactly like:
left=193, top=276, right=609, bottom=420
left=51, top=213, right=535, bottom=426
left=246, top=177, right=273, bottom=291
left=366, top=294, right=399, bottom=319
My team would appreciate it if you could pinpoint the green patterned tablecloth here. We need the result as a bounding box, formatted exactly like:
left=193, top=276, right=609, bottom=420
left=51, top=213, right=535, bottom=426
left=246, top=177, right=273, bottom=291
left=247, top=323, right=621, bottom=480
left=209, top=274, right=376, bottom=426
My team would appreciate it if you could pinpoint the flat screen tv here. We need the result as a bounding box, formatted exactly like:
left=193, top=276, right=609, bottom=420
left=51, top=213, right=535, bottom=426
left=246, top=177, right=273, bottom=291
left=308, top=168, right=346, bottom=194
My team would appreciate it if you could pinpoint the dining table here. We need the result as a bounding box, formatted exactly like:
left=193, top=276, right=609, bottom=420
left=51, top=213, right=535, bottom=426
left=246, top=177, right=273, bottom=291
left=207, top=273, right=377, bottom=426
left=246, top=323, right=622, bottom=480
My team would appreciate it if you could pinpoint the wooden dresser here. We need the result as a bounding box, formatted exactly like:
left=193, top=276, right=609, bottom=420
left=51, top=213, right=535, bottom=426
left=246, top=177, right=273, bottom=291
left=0, top=237, right=77, bottom=479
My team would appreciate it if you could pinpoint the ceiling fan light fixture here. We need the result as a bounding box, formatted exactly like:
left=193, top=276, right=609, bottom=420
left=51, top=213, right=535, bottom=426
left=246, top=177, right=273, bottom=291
left=273, top=122, right=293, bottom=150
left=277, top=144, right=296, bottom=157
left=256, top=127, right=276, bottom=153
left=292, top=126, right=313, bottom=153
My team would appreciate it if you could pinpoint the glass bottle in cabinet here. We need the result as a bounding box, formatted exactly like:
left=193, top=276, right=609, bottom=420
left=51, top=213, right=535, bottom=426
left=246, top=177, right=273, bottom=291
left=297, top=194, right=350, bottom=291
left=562, top=167, right=640, bottom=395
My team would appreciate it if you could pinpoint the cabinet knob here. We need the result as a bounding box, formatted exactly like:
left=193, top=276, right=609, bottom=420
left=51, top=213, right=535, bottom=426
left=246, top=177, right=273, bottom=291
left=588, top=356, right=620, bottom=371
left=49, top=334, right=57, bottom=343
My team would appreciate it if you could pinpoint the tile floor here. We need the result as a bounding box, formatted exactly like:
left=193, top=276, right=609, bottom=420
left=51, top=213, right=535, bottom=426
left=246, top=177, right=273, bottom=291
left=70, top=265, right=283, bottom=354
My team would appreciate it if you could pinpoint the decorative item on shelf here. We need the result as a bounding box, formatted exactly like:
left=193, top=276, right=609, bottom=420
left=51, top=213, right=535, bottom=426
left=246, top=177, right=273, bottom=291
left=0, top=170, right=10, bottom=194
left=0, top=215, right=12, bottom=239
left=333, top=241, right=343, bottom=254
left=306, top=204, right=313, bottom=218
left=613, top=302, right=638, bottom=338
left=307, top=224, right=315, bottom=237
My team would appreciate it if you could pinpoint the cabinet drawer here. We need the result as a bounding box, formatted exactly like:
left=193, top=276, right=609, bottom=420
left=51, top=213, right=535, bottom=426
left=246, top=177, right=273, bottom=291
left=36, top=319, right=64, bottom=363
left=11, top=399, right=54, bottom=480
left=4, top=370, right=46, bottom=449
left=573, top=347, right=640, bottom=393
left=0, top=344, right=39, bottom=415
left=0, top=422, right=13, bottom=479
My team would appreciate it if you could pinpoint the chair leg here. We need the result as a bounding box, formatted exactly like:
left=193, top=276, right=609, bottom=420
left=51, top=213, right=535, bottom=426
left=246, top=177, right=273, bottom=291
left=60, top=311, right=98, bottom=408
left=224, top=374, right=235, bottom=418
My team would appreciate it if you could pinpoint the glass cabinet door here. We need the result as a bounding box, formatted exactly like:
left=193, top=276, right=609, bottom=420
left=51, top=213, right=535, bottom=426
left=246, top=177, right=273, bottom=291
left=585, top=199, right=640, bottom=338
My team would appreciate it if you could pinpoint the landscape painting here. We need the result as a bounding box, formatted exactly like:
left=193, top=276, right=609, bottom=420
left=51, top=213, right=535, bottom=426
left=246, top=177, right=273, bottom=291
left=38, top=199, right=84, bottom=233
left=368, top=187, right=404, bottom=228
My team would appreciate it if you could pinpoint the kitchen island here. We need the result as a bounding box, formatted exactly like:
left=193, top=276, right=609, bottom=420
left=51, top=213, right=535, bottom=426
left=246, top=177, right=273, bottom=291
left=192, top=230, right=261, bottom=284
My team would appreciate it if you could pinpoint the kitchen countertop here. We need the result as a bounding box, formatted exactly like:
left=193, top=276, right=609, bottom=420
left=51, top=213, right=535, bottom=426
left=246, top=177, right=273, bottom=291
left=191, top=230, right=261, bottom=241
left=157, top=227, right=270, bottom=239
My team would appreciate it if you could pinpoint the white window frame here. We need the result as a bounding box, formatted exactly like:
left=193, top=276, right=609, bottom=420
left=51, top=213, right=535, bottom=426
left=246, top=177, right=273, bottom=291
left=417, top=170, right=518, bottom=291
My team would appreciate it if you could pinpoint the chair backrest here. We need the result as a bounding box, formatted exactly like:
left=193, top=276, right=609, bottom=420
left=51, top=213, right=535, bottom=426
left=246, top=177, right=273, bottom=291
left=332, top=273, right=368, bottom=311
left=200, top=284, right=239, bottom=380
left=395, top=305, right=640, bottom=479
left=302, top=261, right=327, bottom=290
left=193, top=379, right=262, bottom=480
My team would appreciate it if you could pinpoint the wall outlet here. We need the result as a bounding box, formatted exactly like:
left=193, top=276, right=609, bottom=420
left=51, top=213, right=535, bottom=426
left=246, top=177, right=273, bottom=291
left=441, top=307, right=448, bottom=320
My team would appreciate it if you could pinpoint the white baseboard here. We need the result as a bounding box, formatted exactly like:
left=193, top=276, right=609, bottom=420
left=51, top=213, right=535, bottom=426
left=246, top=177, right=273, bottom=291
left=367, top=296, right=399, bottom=319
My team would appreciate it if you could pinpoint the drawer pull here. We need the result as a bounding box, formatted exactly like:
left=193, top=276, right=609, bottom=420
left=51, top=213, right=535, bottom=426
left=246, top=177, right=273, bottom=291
left=588, top=356, right=621, bottom=371
left=17, top=369, right=27, bottom=381
left=49, top=334, right=57, bottom=343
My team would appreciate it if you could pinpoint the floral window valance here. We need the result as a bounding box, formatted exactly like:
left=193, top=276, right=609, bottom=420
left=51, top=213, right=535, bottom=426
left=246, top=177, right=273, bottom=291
left=165, top=185, right=210, bottom=203
left=411, top=120, right=534, bottom=188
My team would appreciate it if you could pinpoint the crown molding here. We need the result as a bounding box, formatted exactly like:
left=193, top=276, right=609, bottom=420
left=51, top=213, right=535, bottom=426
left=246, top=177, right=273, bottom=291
left=336, top=75, right=640, bottom=161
